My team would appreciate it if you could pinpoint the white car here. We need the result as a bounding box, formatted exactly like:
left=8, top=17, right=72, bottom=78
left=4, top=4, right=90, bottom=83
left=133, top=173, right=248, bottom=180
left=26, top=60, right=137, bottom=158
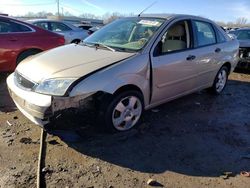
left=28, top=19, right=89, bottom=44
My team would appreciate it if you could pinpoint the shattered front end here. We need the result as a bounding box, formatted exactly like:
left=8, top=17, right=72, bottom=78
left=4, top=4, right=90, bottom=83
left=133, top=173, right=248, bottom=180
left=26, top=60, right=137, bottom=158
left=238, top=47, right=250, bottom=70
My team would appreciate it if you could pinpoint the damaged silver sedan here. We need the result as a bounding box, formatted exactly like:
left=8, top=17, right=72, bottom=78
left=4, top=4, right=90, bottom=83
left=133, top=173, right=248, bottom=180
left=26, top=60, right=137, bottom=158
left=7, top=14, right=239, bottom=131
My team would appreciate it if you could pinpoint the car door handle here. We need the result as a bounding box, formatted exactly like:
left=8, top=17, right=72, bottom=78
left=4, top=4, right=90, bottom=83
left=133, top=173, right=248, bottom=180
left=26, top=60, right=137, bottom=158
left=215, top=48, right=221, bottom=53
left=186, top=55, right=196, bottom=61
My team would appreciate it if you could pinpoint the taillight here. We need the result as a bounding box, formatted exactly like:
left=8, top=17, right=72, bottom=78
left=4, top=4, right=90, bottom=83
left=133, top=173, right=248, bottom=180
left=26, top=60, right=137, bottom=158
left=58, top=37, right=65, bottom=45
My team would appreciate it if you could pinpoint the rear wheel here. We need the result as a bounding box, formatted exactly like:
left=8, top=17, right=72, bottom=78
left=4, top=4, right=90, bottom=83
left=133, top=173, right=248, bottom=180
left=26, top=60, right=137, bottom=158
left=16, top=49, right=42, bottom=65
left=209, top=66, right=229, bottom=94
left=99, top=90, right=144, bottom=132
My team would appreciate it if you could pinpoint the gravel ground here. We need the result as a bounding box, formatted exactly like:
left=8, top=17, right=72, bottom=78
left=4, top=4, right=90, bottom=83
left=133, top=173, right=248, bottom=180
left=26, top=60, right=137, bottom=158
left=0, top=71, right=250, bottom=188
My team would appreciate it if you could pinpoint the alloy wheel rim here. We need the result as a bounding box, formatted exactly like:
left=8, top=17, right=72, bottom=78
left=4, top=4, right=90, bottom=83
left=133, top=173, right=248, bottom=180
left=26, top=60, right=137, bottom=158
left=112, top=96, right=142, bottom=131
left=216, top=69, right=227, bottom=93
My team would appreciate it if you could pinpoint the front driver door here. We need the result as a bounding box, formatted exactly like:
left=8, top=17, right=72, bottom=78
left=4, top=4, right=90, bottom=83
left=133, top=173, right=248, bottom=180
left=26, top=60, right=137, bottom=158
left=150, top=20, right=199, bottom=105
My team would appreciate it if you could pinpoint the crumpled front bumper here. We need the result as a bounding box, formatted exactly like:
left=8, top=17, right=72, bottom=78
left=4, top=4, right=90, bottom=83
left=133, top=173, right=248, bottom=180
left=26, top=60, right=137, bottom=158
left=7, top=73, right=96, bottom=126
left=7, top=73, right=52, bottom=126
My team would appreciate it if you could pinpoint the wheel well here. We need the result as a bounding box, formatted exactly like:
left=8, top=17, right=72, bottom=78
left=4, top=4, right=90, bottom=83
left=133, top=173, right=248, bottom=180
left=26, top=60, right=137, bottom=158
left=19, top=48, right=42, bottom=55
left=114, top=84, right=144, bottom=98
left=222, top=62, right=231, bottom=73
left=16, top=48, right=42, bottom=64
left=71, top=39, right=81, bottom=43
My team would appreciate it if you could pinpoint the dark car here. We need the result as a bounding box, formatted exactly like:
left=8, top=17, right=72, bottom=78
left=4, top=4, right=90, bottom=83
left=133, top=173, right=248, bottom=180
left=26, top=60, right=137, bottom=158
left=0, top=16, right=65, bottom=72
left=233, top=28, right=250, bottom=69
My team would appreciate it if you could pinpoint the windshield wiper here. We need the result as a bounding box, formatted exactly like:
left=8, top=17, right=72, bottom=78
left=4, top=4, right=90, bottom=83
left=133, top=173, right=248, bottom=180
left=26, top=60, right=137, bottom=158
left=81, top=42, right=116, bottom=52
left=94, top=43, right=116, bottom=52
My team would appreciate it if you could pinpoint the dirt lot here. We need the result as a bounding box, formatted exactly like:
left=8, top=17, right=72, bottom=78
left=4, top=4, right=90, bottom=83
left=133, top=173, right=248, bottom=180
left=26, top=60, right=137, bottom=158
left=0, top=71, right=250, bottom=188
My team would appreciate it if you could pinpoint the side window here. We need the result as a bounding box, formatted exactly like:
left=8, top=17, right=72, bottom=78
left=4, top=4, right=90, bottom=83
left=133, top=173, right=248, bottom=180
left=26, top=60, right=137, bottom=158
left=194, top=21, right=216, bottom=47
left=215, top=27, right=227, bottom=43
left=51, top=22, right=72, bottom=32
left=34, top=22, right=49, bottom=30
left=0, top=20, right=31, bottom=33
left=0, top=21, right=11, bottom=33
left=161, top=20, right=191, bottom=53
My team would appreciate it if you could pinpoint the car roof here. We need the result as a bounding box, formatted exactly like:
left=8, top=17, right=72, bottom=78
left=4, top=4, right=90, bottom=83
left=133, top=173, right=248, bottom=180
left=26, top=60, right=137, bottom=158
left=139, top=13, right=208, bottom=20
left=124, top=14, right=214, bottom=24
left=0, top=15, right=17, bottom=21
left=0, top=15, right=36, bottom=27
left=27, top=19, right=65, bottom=23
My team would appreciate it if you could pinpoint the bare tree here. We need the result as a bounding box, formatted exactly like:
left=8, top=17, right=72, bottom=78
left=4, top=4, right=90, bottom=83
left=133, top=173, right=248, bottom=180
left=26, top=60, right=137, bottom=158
left=79, top=13, right=100, bottom=19
left=63, top=11, right=74, bottom=17
left=216, top=21, right=226, bottom=27
left=22, top=11, right=54, bottom=18
left=235, top=17, right=248, bottom=27
left=102, top=12, right=125, bottom=24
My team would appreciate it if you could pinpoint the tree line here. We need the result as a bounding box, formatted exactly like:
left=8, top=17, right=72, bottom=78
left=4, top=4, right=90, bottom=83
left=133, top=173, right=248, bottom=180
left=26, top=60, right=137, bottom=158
left=7, top=11, right=250, bottom=26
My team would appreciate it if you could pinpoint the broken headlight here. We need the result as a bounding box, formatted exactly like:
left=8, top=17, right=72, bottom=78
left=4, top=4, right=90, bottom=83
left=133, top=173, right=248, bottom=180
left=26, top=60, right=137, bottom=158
left=34, top=78, right=76, bottom=96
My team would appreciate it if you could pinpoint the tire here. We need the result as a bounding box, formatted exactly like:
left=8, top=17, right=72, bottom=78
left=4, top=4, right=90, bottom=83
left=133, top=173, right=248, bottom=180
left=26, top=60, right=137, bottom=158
left=16, top=49, right=41, bottom=65
left=98, top=90, right=144, bottom=132
left=209, top=66, right=229, bottom=95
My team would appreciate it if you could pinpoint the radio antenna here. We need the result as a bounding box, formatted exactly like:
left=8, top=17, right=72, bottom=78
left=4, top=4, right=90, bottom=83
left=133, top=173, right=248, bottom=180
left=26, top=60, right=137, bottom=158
left=138, top=1, right=157, bottom=17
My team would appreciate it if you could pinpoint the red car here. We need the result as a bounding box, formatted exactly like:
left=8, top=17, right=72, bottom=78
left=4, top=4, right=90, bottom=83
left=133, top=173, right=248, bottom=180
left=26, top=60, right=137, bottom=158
left=0, top=16, right=65, bottom=72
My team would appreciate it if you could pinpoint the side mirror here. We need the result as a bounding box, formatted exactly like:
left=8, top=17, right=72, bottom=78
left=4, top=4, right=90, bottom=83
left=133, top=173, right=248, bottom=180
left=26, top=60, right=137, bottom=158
left=153, top=41, right=163, bottom=56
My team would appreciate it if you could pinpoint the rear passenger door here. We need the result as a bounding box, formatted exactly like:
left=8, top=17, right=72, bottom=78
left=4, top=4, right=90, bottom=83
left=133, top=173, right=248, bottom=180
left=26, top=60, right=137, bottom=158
left=0, top=19, right=33, bottom=71
left=190, top=20, right=222, bottom=87
left=0, top=19, right=13, bottom=71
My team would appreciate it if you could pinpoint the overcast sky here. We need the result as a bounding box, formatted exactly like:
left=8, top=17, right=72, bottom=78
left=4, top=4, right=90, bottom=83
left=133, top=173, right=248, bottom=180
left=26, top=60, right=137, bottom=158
left=0, top=0, right=250, bottom=22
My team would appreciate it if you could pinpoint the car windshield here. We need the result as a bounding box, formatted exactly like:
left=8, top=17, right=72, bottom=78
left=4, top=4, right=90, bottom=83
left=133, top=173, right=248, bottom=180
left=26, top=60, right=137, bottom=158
left=236, top=30, right=250, bottom=40
left=83, top=17, right=165, bottom=52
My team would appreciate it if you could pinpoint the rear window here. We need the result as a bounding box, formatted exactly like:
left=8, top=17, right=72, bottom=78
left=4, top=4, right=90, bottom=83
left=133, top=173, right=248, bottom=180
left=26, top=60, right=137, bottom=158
left=51, top=22, right=72, bottom=32
left=34, top=22, right=49, bottom=30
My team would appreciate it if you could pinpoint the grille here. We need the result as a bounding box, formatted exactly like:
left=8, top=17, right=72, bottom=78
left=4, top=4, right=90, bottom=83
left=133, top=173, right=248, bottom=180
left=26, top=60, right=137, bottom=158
left=14, top=72, right=36, bottom=89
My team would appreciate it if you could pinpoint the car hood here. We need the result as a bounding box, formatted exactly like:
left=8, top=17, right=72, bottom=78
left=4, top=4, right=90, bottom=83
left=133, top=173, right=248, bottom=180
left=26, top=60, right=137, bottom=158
left=239, top=40, right=250, bottom=48
left=16, top=44, right=135, bottom=83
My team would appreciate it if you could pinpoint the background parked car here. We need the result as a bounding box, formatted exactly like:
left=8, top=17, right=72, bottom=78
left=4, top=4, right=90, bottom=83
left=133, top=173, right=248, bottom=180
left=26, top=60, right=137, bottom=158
left=232, top=28, right=250, bottom=70
left=75, top=24, right=93, bottom=31
left=28, top=19, right=89, bottom=44
left=87, top=26, right=101, bottom=35
left=0, top=16, right=65, bottom=72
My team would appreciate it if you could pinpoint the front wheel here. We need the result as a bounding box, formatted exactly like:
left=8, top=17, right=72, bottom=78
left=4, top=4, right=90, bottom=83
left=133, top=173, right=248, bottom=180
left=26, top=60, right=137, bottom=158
left=209, top=66, right=229, bottom=94
left=99, top=90, right=144, bottom=132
